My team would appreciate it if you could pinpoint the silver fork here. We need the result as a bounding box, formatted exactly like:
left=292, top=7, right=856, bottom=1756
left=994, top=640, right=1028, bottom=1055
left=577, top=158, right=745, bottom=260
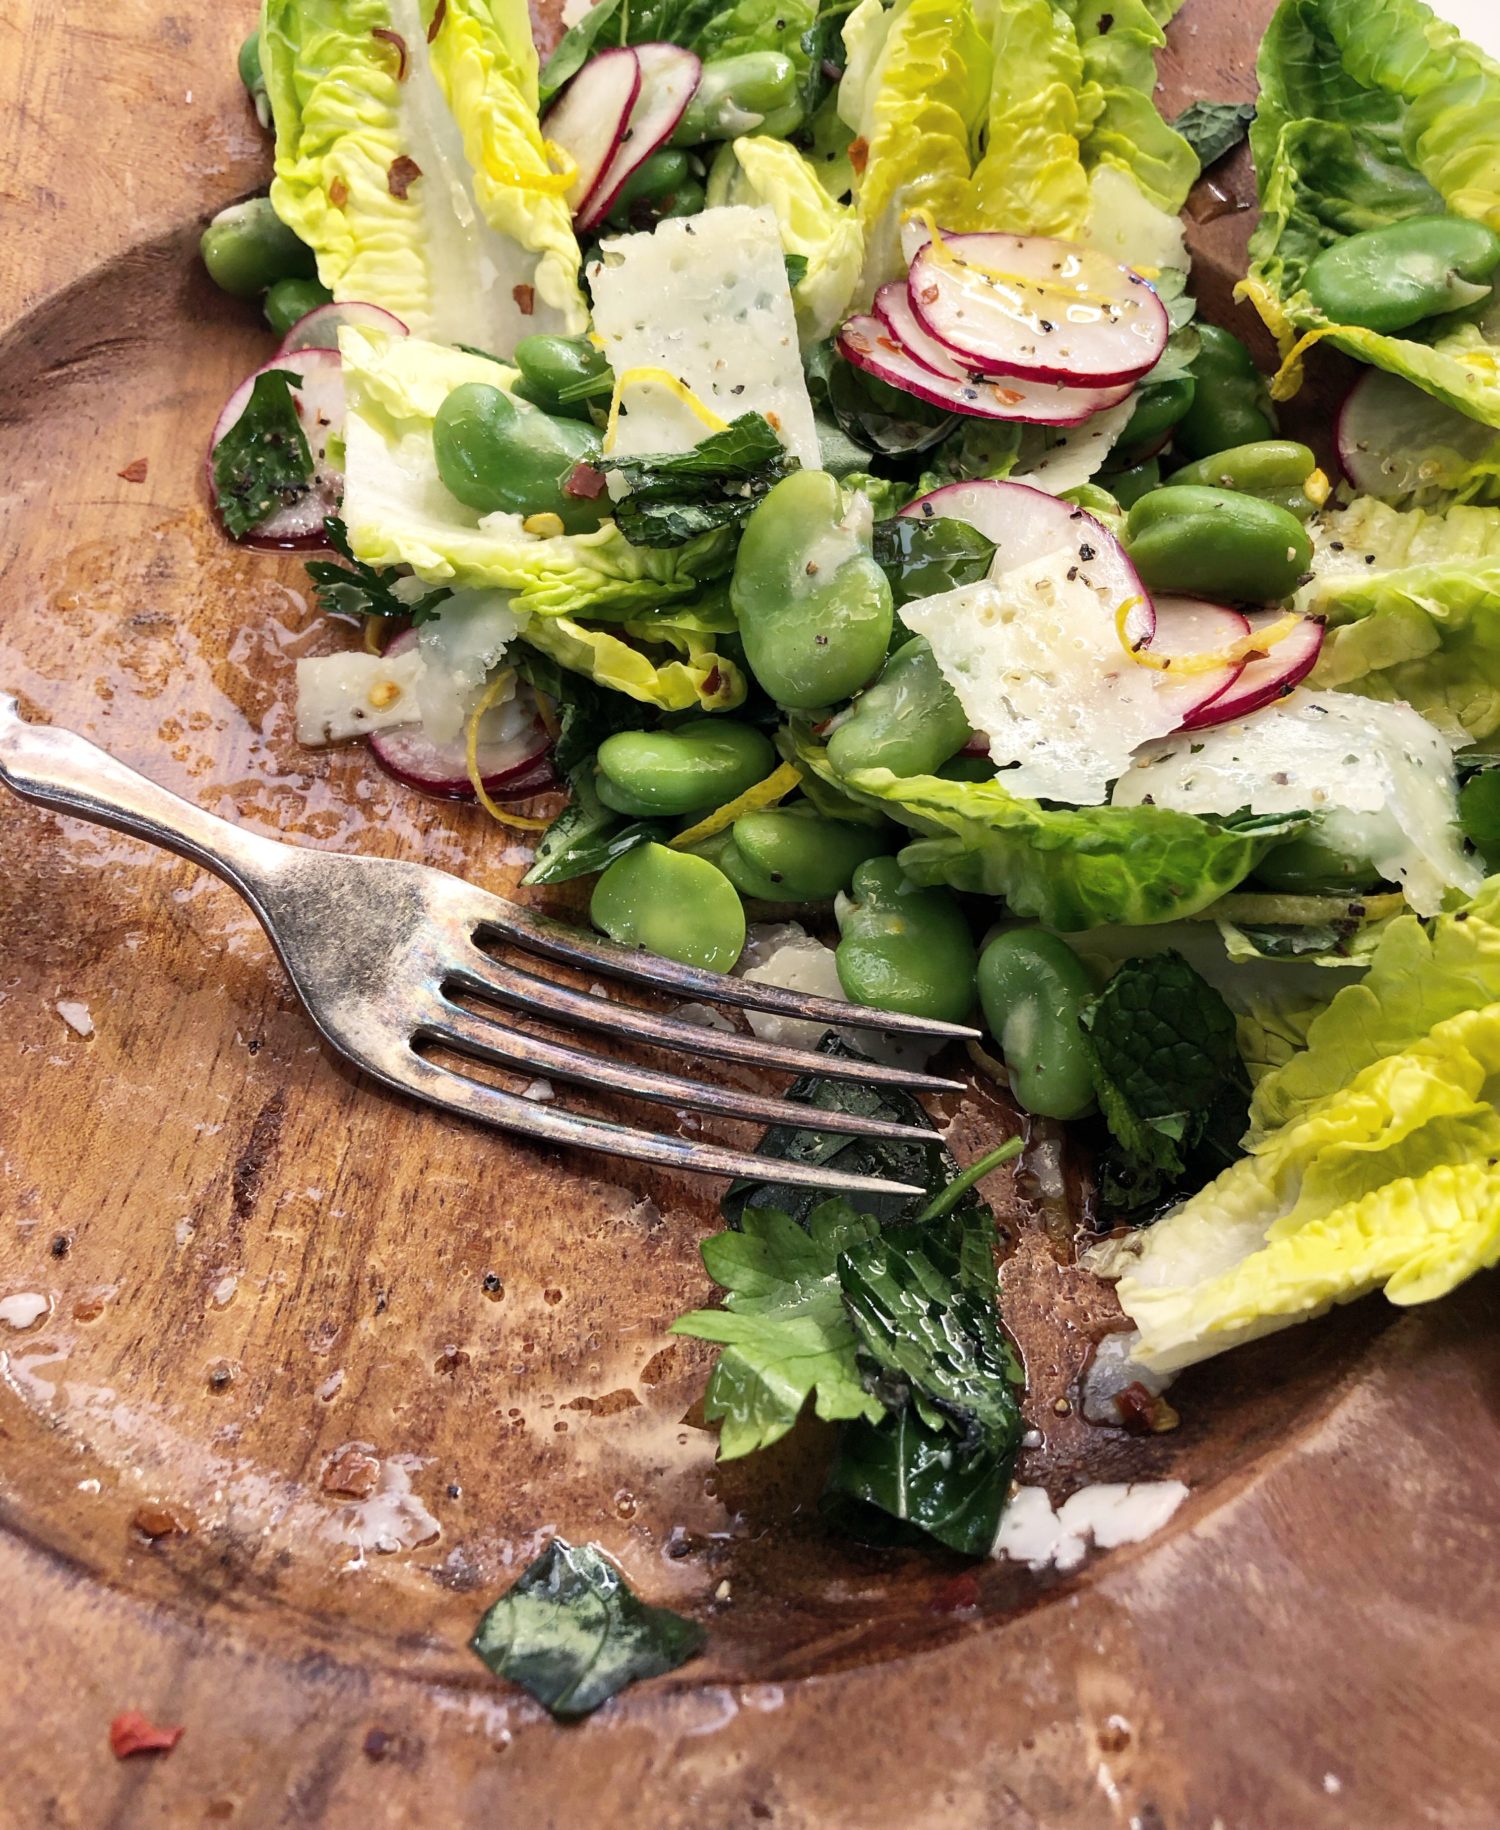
left=0, top=696, right=980, bottom=1198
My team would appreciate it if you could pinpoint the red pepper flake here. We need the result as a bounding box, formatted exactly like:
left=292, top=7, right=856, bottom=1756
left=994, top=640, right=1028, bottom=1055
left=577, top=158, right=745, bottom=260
left=427, top=0, right=447, bottom=41
left=371, top=26, right=410, bottom=79
left=702, top=664, right=724, bottom=698
left=1115, top=1381, right=1179, bottom=1435
left=928, top=1570, right=981, bottom=1614
left=117, top=457, right=148, bottom=484
left=110, top=1713, right=184, bottom=1759
left=512, top=282, right=536, bottom=316
left=563, top=461, right=607, bottom=500
left=387, top=156, right=423, bottom=200
left=329, top=176, right=350, bottom=208
left=848, top=136, right=869, bottom=175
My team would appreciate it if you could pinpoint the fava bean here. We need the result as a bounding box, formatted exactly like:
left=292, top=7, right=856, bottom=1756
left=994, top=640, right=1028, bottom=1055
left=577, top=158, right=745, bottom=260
left=200, top=198, right=317, bottom=299
left=1304, top=214, right=1500, bottom=335
left=1124, top=484, right=1313, bottom=603
left=238, top=29, right=270, bottom=126
left=731, top=470, right=893, bottom=708
left=591, top=843, right=746, bottom=973
left=594, top=720, right=775, bottom=818
left=1250, top=827, right=1386, bottom=895
left=671, top=52, right=799, bottom=146
left=263, top=275, right=334, bottom=337
left=1168, top=439, right=1327, bottom=521
left=1175, top=324, right=1277, bottom=460
left=976, top=930, right=1096, bottom=1120
left=1105, top=456, right=1161, bottom=511
left=607, top=150, right=695, bottom=227
left=1115, top=375, right=1195, bottom=465
left=511, top=333, right=613, bottom=420
left=834, top=857, right=977, bottom=1023
left=725, top=807, right=888, bottom=902
left=825, top=637, right=970, bottom=780
left=433, top=382, right=606, bottom=530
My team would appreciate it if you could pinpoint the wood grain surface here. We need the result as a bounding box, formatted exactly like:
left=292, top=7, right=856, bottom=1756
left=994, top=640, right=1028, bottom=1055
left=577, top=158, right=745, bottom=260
left=1, top=2, right=1498, bottom=1825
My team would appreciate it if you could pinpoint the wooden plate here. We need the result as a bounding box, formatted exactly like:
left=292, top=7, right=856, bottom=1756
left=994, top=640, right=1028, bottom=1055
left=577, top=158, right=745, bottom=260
left=2, top=2, right=1497, bottom=1823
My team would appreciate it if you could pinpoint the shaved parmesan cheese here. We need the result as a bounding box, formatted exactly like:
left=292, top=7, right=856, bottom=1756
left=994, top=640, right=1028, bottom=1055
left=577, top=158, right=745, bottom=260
left=993, top=1479, right=1189, bottom=1569
left=587, top=206, right=820, bottom=466
left=1011, top=396, right=1138, bottom=497
left=296, top=648, right=427, bottom=745
left=1112, top=692, right=1482, bottom=915
left=412, top=591, right=524, bottom=742
left=902, top=552, right=1203, bottom=805
left=1083, top=166, right=1189, bottom=278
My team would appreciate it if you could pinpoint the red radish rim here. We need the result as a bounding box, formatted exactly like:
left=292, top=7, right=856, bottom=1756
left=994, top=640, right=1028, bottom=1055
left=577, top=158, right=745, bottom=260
left=276, top=300, right=409, bottom=357
left=838, top=317, right=1131, bottom=427
left=575, top=44, right=702, bottom=232
left=906, top=232, right=1170, bottom=389
left=370, top=718, right=557, bottom=800
left=899, top=477, right=1155, bottom=650
left=543, top=46, right=644, bottom=222
left=1146, top=596, right=1252, bottom=728
left=873, top=281, right=972, bottom=381
left=1180, top=615, right=1325, bottom=730
left=208, top=347, right=344, bottom=549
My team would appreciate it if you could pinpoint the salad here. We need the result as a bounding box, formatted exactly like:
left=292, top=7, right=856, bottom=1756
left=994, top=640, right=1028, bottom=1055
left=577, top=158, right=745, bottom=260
left=202, top=0, right=1500, bottom=1698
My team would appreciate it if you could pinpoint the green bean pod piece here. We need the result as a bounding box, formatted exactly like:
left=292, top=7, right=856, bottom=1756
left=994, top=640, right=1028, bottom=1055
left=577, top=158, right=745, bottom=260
left=977, top=930, right=1096, bottom=1120
left=834, top=858, right=977, bottom=1023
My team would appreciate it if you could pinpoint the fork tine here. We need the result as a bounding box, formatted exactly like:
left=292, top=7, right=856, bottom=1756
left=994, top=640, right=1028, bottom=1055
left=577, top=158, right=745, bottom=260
left=420, top=1002, right=945, bottom=1143
left=472, top=901, right=981, bottom=1042
left=444, top=949, right=967, bottom=1095
left=387, top=1051, right=929, bottom=1197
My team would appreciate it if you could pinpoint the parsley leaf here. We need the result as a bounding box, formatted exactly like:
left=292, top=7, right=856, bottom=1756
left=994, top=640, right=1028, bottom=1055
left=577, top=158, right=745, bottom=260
left=1172, top=100, right=1256, bottom=170
left=305, top=517, right=450, bottom=624
left=607, top=413, right=800, bottom=548
left=1080, top=952, right=1250, bottom=1222
left=469, top=1537, right=704, bottom=1718
left=673, top=1202, right=886, bottom=1458
left=211, top=369, right=314, bottom=539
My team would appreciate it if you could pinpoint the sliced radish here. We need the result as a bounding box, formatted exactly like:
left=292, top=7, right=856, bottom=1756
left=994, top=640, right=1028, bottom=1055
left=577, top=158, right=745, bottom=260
left=276, top=300, right=409, bottom=357
left=1181, top=612, right=1325, bottom=730
left=1337, top=366, right=1500, bottom=504
left=1144, top=596, right=1250, bottom=729
left=873, top=281, right=972, bottom=381
left=543, top=46, right=643, bottom=220
left=208, top=348, right=344, bottom=548
left=900, top=479, right=1153, bottom=648
left=838, top=317, right=1132, bottom=426
left=575, top=44, right=701, bottom=233
left=369, top=632, right=555, bottom=800
left=908, top=232, right=1169, bottom=388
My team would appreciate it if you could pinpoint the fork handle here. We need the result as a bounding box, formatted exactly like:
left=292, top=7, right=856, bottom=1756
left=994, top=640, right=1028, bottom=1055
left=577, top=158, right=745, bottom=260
left=0, top=693, right=285, bottom=897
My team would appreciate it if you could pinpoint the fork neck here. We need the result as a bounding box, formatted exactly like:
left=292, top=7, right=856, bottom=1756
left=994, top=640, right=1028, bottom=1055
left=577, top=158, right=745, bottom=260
left=0, top=694, right=288, bottom=900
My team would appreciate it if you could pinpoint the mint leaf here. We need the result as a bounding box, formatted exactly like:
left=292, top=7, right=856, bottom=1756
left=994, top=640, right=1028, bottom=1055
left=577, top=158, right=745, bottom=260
left=211, top=368, right=313, bottom=539
left=537, top=0, right=625, bottom=106
left=608, top=413, right=799, bottom=549
left=510, top=644, right=652, bottom=778
left=1172, top=100, right=1256, bottom=169
left=673, top=1202, right=885, bottom=1458
left=1081, top=952, right=1250, bottom=1221
left=783, top=251, right=810, bottom=290
left=522, top=768, right=664, bottom=887
left=305, top=516, right=450, bottom=624
left=872, top=513, right=996, bottom=608
left=470, top=1538, right=704, bottom=1718
left=825, top=1408, right=1014, bottom=1557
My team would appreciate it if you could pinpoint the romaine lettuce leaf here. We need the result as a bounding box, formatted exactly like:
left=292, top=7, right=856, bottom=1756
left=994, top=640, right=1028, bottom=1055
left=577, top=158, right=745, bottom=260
left=1248, top=878, right=1500, bottom=1135
left=1087, top=881, right=1500, bottom=1375
left=705, top=136, right=865, bottom=341
left=1243, top=0, right=1500, bottom=425
left=839, top=0, right=992, bottom=295
left=520, top=604, right=747, bottom=712
left=796, top=738, right=1302, bottom=929
left=339, top=326, right=733, bottom=615
left=263, top=0, right=586, bottom=353
left=1064, top=0, right=1199, bottom=214
left=1301, top=495, right=1500, bottom=739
